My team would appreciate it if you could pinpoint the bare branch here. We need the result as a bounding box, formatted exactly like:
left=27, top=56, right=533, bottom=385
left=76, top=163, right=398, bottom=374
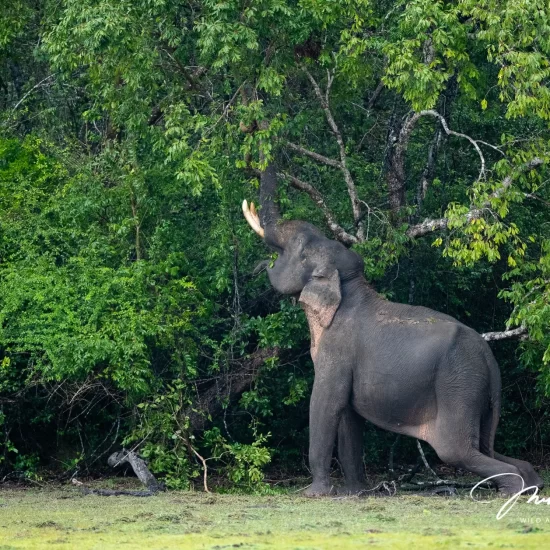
left=477, top=140, right=506, bottom=156
left=416, top=110, right=487, bottom=181
left=184, top=347, right=280, bottom=432
left=386, top=106, right=490, bottom=215
left=11, top=74, right=56, bottom=113
left=302, top=65, right=363, bottom=239
left=204, top=81, right=246, bottom=136
left=281, top=172, right=358, bottom=245
left=176, top=434, right=211, bottom=493
left=407, top=158, right=546, bottom=238
left=73, top=449, right=165, bottom=496
left=406, top=217, right=449, bottom=238
left=524, top=192, right=550, bottom=206
left=286, top=78, right=384, bottom=239
left=496, top=157, right=544, bottom=199
left=481, top=326, right=528, bottom=342
left=366, top=80, right=384, bottom=111
left=285, top=141, right=342, bottom=169
left=417, top=440, right=440, bottom=479
left=417, top=128, right=442, bottom=211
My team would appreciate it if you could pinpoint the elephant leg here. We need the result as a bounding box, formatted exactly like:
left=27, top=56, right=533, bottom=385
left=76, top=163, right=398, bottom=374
left=304, top=376, right=350, bottom=497
left=492, top=453, right=543, bottom=490
left=337, top=406, right=367, bottom=495
left=434, top=442, right=525, bottom=495
left=479, top=405, right=543, bottom=491
left=430, top=413, right=525, bottom=495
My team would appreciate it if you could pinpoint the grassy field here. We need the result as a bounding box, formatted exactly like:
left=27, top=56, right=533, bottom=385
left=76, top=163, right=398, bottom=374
left=1, top=480, right=550, bottom=549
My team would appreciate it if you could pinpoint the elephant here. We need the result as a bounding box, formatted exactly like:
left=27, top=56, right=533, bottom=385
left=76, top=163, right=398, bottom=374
left=242, top=162, right=543, bottom=496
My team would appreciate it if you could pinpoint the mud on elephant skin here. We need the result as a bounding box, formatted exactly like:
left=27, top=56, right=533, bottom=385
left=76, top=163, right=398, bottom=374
left=242, top=163, right=543, bottom=497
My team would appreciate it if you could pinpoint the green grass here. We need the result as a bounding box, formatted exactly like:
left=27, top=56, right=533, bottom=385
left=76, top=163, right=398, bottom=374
left=1, top=480, right=550, bottom=549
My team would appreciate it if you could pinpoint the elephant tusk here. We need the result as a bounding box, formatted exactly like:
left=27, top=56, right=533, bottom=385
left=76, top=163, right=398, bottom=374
left=242, top=199, right=265, bottom=238
left=250, top=202, right=262, bottom=228
left=250, top=201, right=258, bottom=220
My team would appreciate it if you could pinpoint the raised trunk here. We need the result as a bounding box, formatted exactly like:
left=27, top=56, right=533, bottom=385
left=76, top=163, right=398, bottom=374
left=259, top=162, right=286, bottom=248
left=259, top=162, right=281, bottom=227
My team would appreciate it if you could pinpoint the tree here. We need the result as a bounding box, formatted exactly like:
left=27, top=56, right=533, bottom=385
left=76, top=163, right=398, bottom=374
left=0, top=0, right=549, bottom=487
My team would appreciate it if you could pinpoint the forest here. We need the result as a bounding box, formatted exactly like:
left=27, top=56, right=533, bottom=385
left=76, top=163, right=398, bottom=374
left=0, top=0, right=549, bottom=493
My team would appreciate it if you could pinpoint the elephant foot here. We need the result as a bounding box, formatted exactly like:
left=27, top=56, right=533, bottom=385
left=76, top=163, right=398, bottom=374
left=304, top=482, right=334, bottom=497
left=493, top=453, right=544, bottom=493
left=518, top=470, right=544, bottom=493
left=337, top=482, right=368, bottom=496
left=495, top=476, right=529, bottom=496
left=492, top=470, right=545, bottom=496
left=532, top=476, right=544, bottom=491
left=514, top=475, right=544, bottom=495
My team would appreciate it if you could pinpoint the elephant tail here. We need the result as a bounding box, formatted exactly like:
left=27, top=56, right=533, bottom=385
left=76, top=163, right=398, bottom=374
left=480, top=352, right=502, bottom=458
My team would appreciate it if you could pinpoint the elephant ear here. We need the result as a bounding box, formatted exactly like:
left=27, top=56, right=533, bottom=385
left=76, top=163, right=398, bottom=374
left=299, top=268, right=341, bottom=328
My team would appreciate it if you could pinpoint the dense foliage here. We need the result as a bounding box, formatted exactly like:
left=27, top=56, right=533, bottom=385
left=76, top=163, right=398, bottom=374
left=0, top=0, right=549, bottom=489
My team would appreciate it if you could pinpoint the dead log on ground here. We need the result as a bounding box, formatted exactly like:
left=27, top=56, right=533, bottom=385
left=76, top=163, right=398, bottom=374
left=72, top=449, right=165, bottom=496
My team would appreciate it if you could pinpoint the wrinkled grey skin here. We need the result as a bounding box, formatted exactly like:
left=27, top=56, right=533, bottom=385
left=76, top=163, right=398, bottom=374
left=254, top=164, right=542, bottom=496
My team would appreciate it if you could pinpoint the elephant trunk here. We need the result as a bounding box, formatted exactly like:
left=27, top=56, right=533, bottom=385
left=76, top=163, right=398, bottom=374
left=242, top=162, right=287, bottom=248
left=258, top=162, right=280, bottom=229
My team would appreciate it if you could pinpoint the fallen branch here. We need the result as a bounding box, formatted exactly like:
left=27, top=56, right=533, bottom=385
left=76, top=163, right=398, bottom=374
left=352, top=480, right=397, bottom=497
left=72, top=449, right=165, bottom=497
left=399, top=479, right=494, bottom=491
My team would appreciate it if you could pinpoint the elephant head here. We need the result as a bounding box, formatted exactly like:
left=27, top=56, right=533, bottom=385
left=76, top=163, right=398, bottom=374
left=243, top=164, right=364, bottom=328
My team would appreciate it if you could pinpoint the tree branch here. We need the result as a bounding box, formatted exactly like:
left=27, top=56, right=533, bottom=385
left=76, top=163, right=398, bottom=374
left=407, top=158, right=546, bottom=238
left=11, top=74, right=56, bottom=113
left=480, top=326, right=528, bottom=342
left=73, top=449, right=165, bottom=496
left=302, top=65, right=364, bottom=239
left=495, top=158, right=544, bottom=199
left=406, top=217, right=449, bottom=238
left=417, top=127, right=442, bottom=212
left=285, top=141, right=342, bottom=169
left=185, top=347, right=280, bottom=433
left=387, top=107, right=489, bottom=220
left=416, top=110, right=487, bottom=181
left=366, top=80, right=384, bottom=111
left=281, top=172, right=358, bottom=245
